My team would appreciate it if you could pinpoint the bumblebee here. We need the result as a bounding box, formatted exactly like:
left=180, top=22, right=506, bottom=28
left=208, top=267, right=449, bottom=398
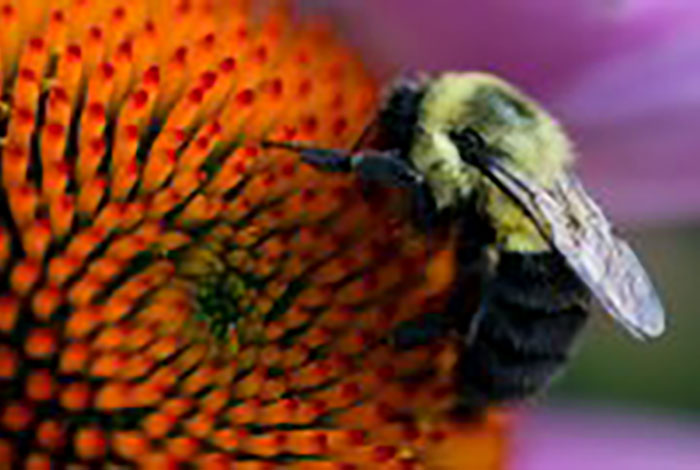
left=265, top=72, right=665, bottom=412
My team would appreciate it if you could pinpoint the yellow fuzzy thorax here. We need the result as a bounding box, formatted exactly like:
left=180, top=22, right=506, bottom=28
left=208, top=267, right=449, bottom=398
left=485, top=185, right=549, bottom=252
left=410, top=71, right=574, bottom=252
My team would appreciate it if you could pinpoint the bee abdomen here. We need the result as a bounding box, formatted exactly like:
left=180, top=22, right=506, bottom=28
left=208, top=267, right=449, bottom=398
left=454, top=251, right=590, bottom=411
left=491, top=251, right=589, bottom=312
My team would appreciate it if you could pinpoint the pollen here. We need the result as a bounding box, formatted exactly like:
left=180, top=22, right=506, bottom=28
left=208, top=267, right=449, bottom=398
left=0, top=1, right=504, bottom=468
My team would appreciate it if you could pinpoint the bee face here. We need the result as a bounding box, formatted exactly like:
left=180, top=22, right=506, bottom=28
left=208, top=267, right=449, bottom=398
left=403, top=72, right=571, bottom=252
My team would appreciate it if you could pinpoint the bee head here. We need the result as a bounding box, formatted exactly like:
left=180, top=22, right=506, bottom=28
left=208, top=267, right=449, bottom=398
left=407, top=72, right=574, bottom=211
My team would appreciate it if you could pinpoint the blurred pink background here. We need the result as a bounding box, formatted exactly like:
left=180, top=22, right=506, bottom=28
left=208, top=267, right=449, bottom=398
left=304, top=0, right=700, bottom=224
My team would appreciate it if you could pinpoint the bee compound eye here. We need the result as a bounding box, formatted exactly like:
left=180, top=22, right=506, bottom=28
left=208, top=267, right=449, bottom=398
left=450, top=128, right=486, bottom=157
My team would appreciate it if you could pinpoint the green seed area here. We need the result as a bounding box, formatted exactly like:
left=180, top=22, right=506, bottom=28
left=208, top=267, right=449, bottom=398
left=195, top=271, right=248, bottom=344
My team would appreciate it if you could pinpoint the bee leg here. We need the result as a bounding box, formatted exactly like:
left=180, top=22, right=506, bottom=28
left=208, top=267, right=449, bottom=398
left=297, top=148, right=354, bottom=172
left=298, top=147, right=422, bottom=185
left=352, top=152, right=439, bottom=230
left=349, top=150, right=422, bottom=185
left=262, top=140, right=354, bottom=172
left=299, top=148, right=437, bottom=230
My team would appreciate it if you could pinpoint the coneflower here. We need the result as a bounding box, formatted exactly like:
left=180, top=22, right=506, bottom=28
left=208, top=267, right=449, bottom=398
left=0, top=1, right=507, bottom=468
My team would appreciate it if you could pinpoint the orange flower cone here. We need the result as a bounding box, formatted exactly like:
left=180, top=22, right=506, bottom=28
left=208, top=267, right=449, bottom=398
left=0, top=1, right=509, bottom=468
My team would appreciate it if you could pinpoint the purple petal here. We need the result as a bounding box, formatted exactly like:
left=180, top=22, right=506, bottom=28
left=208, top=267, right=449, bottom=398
left=306, top=0, right=700, bottom=95
left=512, top=407, right=700, bottom=470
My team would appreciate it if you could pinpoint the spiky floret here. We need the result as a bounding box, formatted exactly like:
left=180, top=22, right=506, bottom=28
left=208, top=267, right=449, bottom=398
left=0, top=1, right=506, bottom=468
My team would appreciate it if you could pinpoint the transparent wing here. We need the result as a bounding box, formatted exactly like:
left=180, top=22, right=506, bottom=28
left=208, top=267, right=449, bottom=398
left=481, top=159, right=665, bottom=340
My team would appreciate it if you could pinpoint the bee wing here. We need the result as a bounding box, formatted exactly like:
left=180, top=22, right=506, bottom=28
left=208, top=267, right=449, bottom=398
left=481, top=159, right=665, bottom=340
